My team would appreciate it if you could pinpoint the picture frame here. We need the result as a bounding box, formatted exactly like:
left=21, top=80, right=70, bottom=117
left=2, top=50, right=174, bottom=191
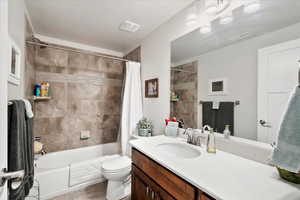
left=8, top=37, right=21, bottom=85
left=145, top=78, right=159, bottom=98
left=208, top=78, right=228, bottom=96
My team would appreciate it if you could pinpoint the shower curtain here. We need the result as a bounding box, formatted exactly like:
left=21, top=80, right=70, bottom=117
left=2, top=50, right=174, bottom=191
left=121, top=61, right=143, bottom=155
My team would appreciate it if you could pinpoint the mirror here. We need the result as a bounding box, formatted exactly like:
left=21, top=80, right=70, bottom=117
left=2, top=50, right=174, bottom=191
left=171, top=0, right=300, bottom=143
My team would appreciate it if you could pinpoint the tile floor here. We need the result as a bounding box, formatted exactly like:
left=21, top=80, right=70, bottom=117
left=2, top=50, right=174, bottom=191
left=50, top=182, right=131, bottom=200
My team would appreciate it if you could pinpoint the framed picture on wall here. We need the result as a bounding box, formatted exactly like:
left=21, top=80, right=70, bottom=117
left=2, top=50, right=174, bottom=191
left=208, top=78, right=228, bottom=96
left=145, top=78, right=159, bottom=98
left=8, top=37, right=21, bottom=85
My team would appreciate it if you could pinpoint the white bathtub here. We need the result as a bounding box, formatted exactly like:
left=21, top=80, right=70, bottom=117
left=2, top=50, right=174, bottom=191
left=29, top=143, right=121, bottom=200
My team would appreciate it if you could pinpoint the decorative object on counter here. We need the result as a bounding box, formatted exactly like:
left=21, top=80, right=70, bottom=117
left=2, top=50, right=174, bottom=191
left=223, top=125, right=231, bottom=139
left=207, top=128, right=216, bottom=154
left=272, top=82, right=300, bottom=184
left=165, top=117, right=177, bottom=125
left=202, top=125, right=211, bottom=134
left=137, top=118, right=153, bottom=137
left=170, top=91, right=180, bottom=102
left=145, top=78, right=159, bottom=98
left=177, top=119, right=185, bottom=128
left=165, top=117, right=184, bottom=128
left=165, top=121, right=179, bottom=137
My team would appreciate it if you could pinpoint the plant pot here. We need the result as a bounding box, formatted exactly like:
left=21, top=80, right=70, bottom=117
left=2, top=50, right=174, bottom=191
left=277, top=167, right=300, bottom=184
left=138, top=128, right=151, bottom=137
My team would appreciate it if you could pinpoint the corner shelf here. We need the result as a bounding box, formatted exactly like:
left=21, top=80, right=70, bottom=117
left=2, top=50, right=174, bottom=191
left=32, top=96, right=52, bottom=101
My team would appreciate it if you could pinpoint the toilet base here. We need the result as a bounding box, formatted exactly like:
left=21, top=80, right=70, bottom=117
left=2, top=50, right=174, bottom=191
left=106, top=177, right=131, bottom=200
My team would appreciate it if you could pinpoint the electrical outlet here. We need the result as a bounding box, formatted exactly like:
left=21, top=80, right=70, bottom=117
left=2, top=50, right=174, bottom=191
left=80, top=130, right=90, bottom=140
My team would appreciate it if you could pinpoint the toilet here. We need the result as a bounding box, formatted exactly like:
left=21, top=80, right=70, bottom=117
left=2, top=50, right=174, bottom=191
left=102, top=156, right=132, bottom=200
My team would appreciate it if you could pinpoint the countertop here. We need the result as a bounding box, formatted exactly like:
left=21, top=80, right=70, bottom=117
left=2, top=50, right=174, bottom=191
left=129, top=135, right=300, bottom=200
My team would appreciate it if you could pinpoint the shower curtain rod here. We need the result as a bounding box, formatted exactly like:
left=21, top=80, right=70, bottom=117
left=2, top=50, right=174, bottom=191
left=26, top=41, right=135, bottom=63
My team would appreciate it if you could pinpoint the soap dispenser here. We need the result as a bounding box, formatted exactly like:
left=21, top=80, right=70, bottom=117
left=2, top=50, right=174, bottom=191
left=207, top=128, right=216, bottom=153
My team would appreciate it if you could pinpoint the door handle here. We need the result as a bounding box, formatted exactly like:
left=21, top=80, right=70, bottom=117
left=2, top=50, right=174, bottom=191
left=0, top=168, right=24, bottom=187
left=259, top=120, right=272, bottom=128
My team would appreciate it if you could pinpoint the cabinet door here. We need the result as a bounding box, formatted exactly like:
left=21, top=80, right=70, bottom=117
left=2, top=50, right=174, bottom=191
left=132, top=168, right=151, bottom=200
left=132, top=165, right=175, bottom=200
left=198, top=192, right=215, bottom=200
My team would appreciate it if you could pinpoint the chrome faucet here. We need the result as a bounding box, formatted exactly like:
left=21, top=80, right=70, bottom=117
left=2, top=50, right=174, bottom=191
left=184, top=128, right=201, bottom=146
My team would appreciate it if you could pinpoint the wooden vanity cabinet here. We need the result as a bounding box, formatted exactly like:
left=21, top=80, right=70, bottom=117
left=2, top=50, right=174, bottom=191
left=132, top=148, right=215, bottom=200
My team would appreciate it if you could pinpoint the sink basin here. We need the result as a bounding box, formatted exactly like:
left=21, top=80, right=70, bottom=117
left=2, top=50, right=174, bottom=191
left=156, top=143, right=201, bottom=159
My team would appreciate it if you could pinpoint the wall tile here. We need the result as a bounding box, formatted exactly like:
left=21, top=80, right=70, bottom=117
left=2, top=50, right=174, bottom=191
left=27, top=44, right=124, bottom=152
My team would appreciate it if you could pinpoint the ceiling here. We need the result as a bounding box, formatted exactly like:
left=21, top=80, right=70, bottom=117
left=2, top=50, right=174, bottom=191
left=25, top=0, right=194, bottom=54
left=171, top=0, right=300, bottom=64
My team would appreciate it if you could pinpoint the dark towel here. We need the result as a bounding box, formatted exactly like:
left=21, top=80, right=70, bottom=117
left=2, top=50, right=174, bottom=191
left=202, top=101, right=217, bottom=129
left=8, top=100, right=34, bottom=200
left=215, top=102, right=234, bottom=135
left=202, top=101, right=234, bottom=135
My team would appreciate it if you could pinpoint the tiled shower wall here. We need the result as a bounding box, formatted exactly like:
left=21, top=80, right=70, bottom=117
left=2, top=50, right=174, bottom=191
left=26, top=44, right=124, bottom=152
left=170, top=62, right=198, bottom=128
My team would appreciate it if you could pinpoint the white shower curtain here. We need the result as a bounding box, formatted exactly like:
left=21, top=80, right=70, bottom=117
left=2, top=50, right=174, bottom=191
left=121, top=61, right=143, bottom=155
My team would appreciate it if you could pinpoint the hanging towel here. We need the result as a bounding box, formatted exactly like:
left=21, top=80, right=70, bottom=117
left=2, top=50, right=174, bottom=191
left=8, top=100, right=34, bottom=200
left=272, top=87, right=300, bottom=173
left=212, top=101, right=220, bottom=110
left=21, top=99, right=34, bottom=118
left=215, top=102, right=234, bottom=135
left=202, top=101, right=217, bottom=129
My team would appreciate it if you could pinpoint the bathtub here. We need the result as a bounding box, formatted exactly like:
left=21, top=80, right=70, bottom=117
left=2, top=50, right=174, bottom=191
left=29, top=142, right=121, bottom=200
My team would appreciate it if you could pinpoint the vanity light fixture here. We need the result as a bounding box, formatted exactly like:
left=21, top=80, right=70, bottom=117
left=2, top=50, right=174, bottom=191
left=219, top=11, right=233, bottom=25
left=205, top=0, right=230, bottom=15
left=243, top=0, right=261, bottom=14
left=200, top=24, right=212, bottom=34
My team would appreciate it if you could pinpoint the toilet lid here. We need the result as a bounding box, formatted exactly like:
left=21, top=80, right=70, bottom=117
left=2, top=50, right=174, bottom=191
left=102, top=156, right=131, bottom=172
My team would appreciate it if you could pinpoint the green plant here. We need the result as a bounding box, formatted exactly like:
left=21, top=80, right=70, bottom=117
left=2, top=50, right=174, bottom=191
left=137, top=118, right=153, bottom=130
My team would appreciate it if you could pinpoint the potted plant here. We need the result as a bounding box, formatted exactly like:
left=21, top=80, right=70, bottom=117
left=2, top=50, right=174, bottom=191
left=137, top=118, right=153, bottom=137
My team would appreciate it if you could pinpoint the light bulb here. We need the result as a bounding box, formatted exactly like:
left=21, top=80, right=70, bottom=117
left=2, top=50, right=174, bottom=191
left=205, top=0, right=218, bottom=14
left=220, top=12, right=234, bottom=25
left=244, top=0, right=261, bottom=13
left=186, top=20, right=197, bottom=26
left=200, top=24, right=212, bottom=34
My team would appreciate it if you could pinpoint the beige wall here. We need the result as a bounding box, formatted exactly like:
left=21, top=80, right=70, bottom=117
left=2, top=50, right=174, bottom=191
left=26, top=44, right=125, bottom=152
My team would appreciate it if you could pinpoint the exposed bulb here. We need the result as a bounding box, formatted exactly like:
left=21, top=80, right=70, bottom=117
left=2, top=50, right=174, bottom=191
left=219, top=12, right=233, bottom=25
left=244, top=0, right=261, bottom=13
left=205, top=0, right=218, bottom=14
left=200, top=24, right=212, bottom=34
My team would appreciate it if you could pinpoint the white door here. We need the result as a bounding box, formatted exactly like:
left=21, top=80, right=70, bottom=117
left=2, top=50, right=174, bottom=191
left=258, top=39, right=300, bottom=144
left=0, top=0, right=9, bottom=199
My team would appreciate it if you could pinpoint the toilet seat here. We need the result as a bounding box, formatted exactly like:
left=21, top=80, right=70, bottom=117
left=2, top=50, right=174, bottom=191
left=102, top=156, right=131, bottom=173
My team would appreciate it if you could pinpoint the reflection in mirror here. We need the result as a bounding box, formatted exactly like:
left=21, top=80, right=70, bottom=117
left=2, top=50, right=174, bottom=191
left=170, top=62, right=198, bottom=129
left=171, top=0, right=300, bottom=143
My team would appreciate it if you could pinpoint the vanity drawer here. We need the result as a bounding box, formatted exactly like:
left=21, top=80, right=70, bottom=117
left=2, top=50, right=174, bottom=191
left=132, top=148, right=196, bottom=200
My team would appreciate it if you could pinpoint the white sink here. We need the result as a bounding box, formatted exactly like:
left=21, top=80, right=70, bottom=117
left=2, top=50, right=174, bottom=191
left=156, top=143, right=201, bottom=159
